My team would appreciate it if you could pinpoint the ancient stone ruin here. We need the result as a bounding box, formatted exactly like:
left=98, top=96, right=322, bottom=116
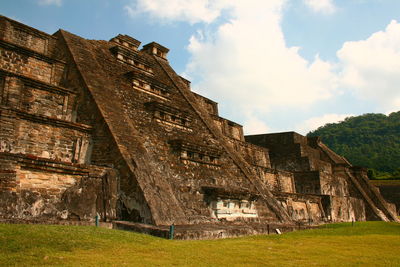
left=0, top=15, right=397, bottom=239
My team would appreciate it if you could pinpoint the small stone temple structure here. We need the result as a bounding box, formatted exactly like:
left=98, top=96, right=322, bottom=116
left=0, top=16, right=397, bottom=238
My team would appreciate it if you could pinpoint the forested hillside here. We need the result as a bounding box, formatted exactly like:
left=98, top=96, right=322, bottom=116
left=307, top=111, right=400, bottom=179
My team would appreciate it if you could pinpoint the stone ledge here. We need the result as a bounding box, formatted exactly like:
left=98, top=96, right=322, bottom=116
left=110, top=45, right=153, bottom=65
left=202, top=186, right=260, bottom=200
left=16, top=109, right=92, bottom=132
left=1, top=15, right=57, bottom=41
left=0, top=39, right=65, bottom=65
left=113, top=220, right=316, bottom=240
left=125, top=70, right=171, bottom=92
left=273, top=191, right=325, bottom=202
left=255, top=166, right=294, bottom=176
left=0, top=107, right=92, bottom=132
left=145, top=101, right=191, bottom=119
left=228, top=136, right=268, bottom=150
left=0, top=152, right=90, bottom=175
left=110, top=34, right=141, bottom=50
left=0, top=69, right=76, bottom=95
left=169, top=139, right=222, bottom=157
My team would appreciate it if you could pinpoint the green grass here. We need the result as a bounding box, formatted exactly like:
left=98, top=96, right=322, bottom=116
left=0, top=222, right=399, bottom=266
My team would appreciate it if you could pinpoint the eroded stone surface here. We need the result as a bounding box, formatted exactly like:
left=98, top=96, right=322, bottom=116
left=0, top=15, right=397, bottom=237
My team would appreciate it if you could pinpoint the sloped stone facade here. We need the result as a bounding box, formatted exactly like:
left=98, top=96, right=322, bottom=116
left=0, top=16, right=397, bottom=238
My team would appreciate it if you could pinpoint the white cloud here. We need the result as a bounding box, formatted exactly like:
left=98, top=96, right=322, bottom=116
left=303, top=0, right=336, bottom=14
left=243, top=117, right=270, bottom=135
left=295, top=113, right=353, bottom=134
left=338, top=20, right=400, bottom=113
left=184, top=0, right=338, bottom=131
left=124, top=0, right=225, bottom=24
left=124, top=0, right=399, bottom=134
left=38, top=0, right=62, bottom=6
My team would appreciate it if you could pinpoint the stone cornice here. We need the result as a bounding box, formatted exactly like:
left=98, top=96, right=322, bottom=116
left=201, top=186, right=260, bottom=200
left=168, top=139, right=222, bottom=158
left=15, top=109, right=92, bottom=132
left=0, top=152, right=89, bottom=176
left=0, top=39, right=65, bottom=65
left=0, top=69, right=76, bottom=95
left=0, top=107, right=92, bottom=132
left=273, top=191, right=323, bottom=203
left=1, top=15, right=56, bottom=41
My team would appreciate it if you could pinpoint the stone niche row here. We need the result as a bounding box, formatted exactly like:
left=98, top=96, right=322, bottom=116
left=126, top=70, right=171, bottom=100
left=109, top=45, right=153, bottom=74
left=145, top=101, right=192, bottom=132
left=169, top=139, right=222, bottom=168
left=202, top=186, right=259, bottom=221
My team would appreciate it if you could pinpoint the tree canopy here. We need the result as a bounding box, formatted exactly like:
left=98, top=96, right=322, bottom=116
left=307, top=111, right=400, bottom=179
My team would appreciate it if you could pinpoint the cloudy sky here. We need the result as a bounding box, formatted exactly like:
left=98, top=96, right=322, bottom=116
left=2, top=0, right=400, bottom=134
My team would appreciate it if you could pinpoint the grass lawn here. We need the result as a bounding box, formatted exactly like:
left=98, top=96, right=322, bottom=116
left=0, top=221, right=399, bottom=266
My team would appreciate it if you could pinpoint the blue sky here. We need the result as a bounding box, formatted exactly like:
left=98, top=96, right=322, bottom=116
left=2, top=0, right=400, bottom=134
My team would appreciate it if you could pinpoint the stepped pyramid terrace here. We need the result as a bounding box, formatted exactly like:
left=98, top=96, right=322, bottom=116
left=0, top=15, right=397, bottom=239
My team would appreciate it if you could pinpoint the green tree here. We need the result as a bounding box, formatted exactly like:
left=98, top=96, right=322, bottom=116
left=307, top=111, right=400, bottom=179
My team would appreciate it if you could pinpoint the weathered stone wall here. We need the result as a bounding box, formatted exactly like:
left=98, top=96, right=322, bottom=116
left=229, top=138, right=271, bottom=168
left=228, top=136, right=298, bottom=197
left=0, top=17, right=56, bottom=56
left=0, top=151, right=117, bottom=221
left=15, top=120, right=90, bottom=163
left=319, top=171, right=350, bottom=197
left=250, top=168, right=296, bottom=194
left=276, top=192, right=325, bottom=223
left=245, top=132, right=330, bottom=172
left=0, top=18, right=65, bottom=87
left=0, top=74, right=75, bottom=120
left=0, top=16, right=106, bottom=222
left=62, top=167, right=118, bottom=222
left=58, top=27, right=286, bottom=226
left=212, top=116, right=244, bottom=141
left=328, top=196, right=366, bottom=222
left=0, top=155, right=18, bottom=192
left=0, top=75, right=4, bottom=102
left=274, top=170, right=295, bottom=193
left=0, top=48, right=52, bottom=83
left=193, top=92, right=218, bottom=116
left=371, top=180, right=400, bottom=215
left=0, top=104, right=91, bottom=165
left=20, top=86, right=66, bottom=118
left=53, top=32, right=153, bottom=224
left=245, top=132, right=399, bottom=223
left=1, top=15, right=396, bottom=232
left=261, top=170, right=279, bottom=191
left=293, top=171, right=321, bottom=195
left=18, top=168, right=80, bottom=194
left=348, top=167, right=398, bottom=221
left=194, top=93, right=245, bottom=141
